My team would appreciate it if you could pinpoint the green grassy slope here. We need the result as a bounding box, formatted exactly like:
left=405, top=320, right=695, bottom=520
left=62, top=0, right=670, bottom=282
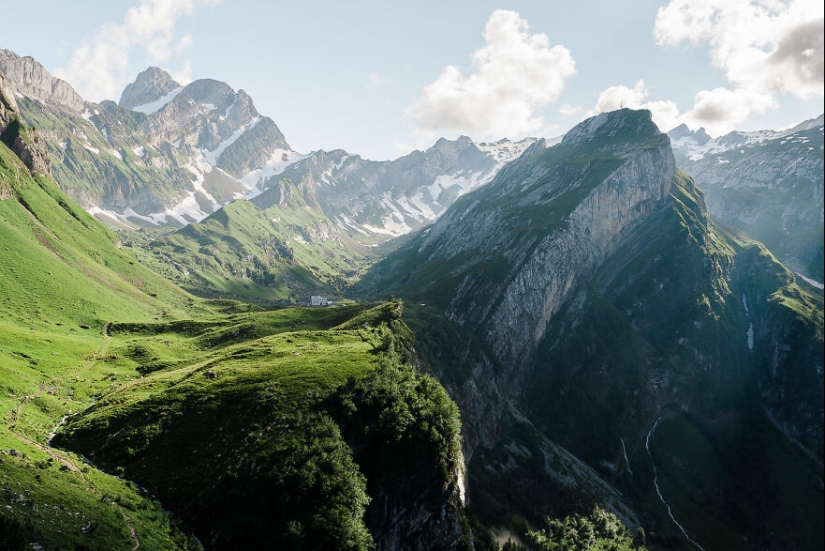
left=131, top=178, right=375, bottom=303
left=1, top=127, right=465, bottom=549
left=0, top=137, right=209, bottom=549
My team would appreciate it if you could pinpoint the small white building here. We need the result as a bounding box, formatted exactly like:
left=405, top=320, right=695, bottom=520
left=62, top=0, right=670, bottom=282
left=311, top=295, right=328, bottom=307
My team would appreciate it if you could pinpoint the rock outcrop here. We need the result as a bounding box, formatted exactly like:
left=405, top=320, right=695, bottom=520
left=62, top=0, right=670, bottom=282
left=364, top=109, right=675, bottom=451
left=0, top=48, right=86, bottom=112
left=360, top=108, right=823, bottom=549
left=1, top=68, right=51, bottom=177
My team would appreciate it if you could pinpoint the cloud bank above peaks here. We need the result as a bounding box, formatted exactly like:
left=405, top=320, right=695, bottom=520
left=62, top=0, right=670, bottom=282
left=55, top=0, right=221, bottom=103
left=653, top=0, right=824, bottom=134
left=406, top=10, right=576, bottom=142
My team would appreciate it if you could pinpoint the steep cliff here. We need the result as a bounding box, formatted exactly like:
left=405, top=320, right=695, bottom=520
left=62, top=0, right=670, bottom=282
left=362, top=109, right=675, bottom=450
left=359, top=109, right=824, bottom=550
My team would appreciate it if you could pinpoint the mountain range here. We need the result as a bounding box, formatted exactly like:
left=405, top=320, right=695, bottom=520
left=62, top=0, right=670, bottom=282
left=668, top=117, right=824, bottom=282
left=1, top=46, right=823, bottom=551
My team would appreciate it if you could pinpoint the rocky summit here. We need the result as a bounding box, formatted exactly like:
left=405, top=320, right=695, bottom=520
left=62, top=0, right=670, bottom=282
left=118, top=66, right=182, bottom=110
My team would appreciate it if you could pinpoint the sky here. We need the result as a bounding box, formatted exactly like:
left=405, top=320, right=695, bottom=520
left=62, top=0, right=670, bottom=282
left=2, top=0, right=823, bottom=161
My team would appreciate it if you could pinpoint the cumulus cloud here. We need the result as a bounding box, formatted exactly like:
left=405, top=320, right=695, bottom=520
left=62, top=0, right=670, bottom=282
left=56, top=0, right=221, bottom=102
left=653, top=0, right=823, bottom=133
left=406, top=10, right=576, bottom=140
left=586, top=80, right=682, bottom=132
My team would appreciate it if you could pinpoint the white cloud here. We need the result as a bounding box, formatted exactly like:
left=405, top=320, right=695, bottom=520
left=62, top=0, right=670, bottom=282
left=587, top=80, right=682, bottom=132
left=654, top=0, right=823, bottom=132
left=56, top=0, right=221, bottom=103
left=559, top=104, right=582, bottom=117
left=171, top=60, right=195, bottom=86
left=176, top=33, right=194, bottom=52
left=366, top=72, right=390, bottom=89
left=406, top=10, right=576, bottom=141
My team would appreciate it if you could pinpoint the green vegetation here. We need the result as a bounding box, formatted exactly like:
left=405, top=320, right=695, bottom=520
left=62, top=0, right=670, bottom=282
left=1, top=128, right=207, bottom=549
left=528, top=506, right=646, bottom=551
left=1, top=122, right=464, bottom=548
left=54, top=301, right=462, bottom=549
left=126, top=179, right=376, bottom=303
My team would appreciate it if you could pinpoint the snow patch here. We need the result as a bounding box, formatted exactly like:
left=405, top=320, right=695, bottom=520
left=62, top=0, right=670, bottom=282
left=107, top=149, right=122, bottom=161
left=796, top=272, right=824, bottom=289
left=240, top=148, right=307, bottom=197
left=133, top=146, right=145, bottom=157
left=87, top=206, right=137, bottom=230
left=131, top=87, right=184, bottom=114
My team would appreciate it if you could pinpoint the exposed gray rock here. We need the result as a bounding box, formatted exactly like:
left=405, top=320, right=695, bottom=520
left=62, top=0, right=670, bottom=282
left=0, top=48, right=86, bottom=112
left=118, top=66, right=180, bottom=109
left=1, top=69, right=51, bottom=177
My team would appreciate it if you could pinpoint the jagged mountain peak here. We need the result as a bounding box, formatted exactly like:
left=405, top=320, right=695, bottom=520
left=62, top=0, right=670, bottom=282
left=668, top=123, right=711, bottom=145
left=119, top=66, right=180, bottom=110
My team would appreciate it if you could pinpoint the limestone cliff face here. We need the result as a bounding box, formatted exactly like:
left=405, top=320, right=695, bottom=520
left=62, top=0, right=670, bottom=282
left=360, top=109, right=823, bottom=548
left=380, top=110, right=675, bottom=450
left=0, top=69, right=18, bottom=128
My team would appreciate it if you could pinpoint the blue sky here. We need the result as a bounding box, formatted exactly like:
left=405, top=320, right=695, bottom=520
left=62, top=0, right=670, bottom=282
left=3, top=0, right=823, bottom=160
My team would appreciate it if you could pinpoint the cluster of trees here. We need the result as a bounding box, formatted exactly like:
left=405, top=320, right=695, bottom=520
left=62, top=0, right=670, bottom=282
left=528, top=506, right=646, bottom=551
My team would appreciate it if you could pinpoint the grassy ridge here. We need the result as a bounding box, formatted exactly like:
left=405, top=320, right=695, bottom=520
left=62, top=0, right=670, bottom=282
left=2, top=122, right=464, bottom=548
left=53, top=301, right=463, bottom=550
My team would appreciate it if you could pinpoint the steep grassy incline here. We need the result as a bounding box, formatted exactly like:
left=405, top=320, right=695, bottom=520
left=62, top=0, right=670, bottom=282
left=1, top=134, right=207, bottom=549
